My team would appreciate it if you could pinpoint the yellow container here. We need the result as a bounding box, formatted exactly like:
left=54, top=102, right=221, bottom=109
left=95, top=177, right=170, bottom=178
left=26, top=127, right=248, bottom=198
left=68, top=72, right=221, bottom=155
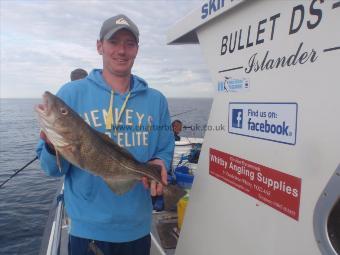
left=177, top=194, right=189, bottom=229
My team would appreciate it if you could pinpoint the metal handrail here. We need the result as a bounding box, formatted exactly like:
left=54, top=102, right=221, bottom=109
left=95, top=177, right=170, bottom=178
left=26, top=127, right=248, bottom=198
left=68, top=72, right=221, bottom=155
left=46, top=192, right=64, bottom=255
left=40, top=181, right=64, bottom=255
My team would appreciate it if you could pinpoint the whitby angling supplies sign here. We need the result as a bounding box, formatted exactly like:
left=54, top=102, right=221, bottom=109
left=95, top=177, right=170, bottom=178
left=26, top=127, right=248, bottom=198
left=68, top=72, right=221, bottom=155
left=209, top=148, right=302, bottom=220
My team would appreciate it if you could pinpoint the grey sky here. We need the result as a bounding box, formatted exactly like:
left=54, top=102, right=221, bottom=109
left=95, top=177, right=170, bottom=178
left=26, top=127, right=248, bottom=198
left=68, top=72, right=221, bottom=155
left=0, top=0, right=213, bottom=98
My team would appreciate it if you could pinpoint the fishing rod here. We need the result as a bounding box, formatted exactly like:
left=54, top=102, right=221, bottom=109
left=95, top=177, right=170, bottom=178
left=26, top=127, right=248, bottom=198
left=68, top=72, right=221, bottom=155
left=171, top=108, right=196, bottom=118
left=0, top=156, right=38, bottom=188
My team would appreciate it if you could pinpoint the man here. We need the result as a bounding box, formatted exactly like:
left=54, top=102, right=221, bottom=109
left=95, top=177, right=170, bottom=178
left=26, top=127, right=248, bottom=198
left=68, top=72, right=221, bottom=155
left=70, top=68, right=88, bottom=81
left=172, top=119, right=183, bottom=141
left=37, top=14, right=174, bottom=255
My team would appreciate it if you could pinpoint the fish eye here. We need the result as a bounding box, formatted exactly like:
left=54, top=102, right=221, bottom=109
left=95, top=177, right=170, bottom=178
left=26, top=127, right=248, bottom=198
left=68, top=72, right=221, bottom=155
left=60, top=107, right=68, bottom=115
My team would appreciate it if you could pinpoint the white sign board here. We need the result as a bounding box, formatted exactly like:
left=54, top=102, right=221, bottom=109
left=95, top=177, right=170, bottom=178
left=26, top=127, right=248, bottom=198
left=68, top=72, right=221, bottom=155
left=168, top=0, right=340, bottom=254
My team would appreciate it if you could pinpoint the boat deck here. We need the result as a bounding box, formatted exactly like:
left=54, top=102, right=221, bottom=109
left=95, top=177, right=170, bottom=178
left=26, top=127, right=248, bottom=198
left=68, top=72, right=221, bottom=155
left=151, top=211, right=178, bottom=255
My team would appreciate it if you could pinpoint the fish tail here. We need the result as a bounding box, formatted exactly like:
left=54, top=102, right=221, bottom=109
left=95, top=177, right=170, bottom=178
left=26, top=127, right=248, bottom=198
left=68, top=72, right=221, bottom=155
left=163, top=185, right=187, bottom=211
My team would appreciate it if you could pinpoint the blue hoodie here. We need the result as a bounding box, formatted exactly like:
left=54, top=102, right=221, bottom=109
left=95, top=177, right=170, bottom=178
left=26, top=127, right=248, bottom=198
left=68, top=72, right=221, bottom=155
left=36, top=69, right=175, bottom=242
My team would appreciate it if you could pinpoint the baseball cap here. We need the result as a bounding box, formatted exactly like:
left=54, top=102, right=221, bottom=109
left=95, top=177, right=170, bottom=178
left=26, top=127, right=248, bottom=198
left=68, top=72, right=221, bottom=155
left=99, top=14, right=139, bottom=43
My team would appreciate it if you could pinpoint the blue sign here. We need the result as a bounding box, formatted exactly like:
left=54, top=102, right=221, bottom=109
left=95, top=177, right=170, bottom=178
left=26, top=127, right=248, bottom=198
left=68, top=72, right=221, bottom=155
left=232, top=109, right=243, bottom=128
left=201, top=0, right=225, bottom=19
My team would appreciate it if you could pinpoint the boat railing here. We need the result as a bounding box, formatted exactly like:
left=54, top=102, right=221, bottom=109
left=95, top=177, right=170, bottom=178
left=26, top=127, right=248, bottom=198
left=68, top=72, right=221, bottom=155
left=39, top=179, right=64, bottom=255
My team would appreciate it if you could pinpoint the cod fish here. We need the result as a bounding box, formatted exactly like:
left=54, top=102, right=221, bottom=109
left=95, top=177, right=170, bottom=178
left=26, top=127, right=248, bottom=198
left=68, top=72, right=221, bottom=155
left=35, top=91, right=186, bottom=210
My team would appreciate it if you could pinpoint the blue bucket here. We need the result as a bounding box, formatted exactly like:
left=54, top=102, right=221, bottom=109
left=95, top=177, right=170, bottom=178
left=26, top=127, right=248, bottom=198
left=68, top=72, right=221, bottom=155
left=175, top=165, right=190, bottom=174
left=175, top=166, right=194, bottom=189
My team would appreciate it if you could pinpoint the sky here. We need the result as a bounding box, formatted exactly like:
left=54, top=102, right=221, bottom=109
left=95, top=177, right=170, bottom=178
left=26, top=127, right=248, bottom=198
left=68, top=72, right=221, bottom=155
left=0, top=0, right=213, bottom=98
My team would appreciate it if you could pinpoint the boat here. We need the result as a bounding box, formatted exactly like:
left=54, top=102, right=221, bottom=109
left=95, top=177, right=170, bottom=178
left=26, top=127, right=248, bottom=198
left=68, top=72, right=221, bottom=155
left=166, top=1, right=340, bottom=254
left=39, top=137, right=203, bottom=255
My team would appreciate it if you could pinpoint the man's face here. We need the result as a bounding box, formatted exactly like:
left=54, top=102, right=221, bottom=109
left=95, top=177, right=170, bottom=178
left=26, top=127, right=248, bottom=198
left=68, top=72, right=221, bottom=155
left=173, top=122, right=182, bottom=134
left=97, top=29, right=138, bottom=77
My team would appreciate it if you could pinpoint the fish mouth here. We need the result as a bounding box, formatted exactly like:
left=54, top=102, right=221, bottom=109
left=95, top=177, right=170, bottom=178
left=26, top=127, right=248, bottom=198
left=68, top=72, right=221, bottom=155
left=34, top=92, right=70, bottom=148
left=34, top=92, right=56, bottom=133
left=34, top=92, right=50, bottom=116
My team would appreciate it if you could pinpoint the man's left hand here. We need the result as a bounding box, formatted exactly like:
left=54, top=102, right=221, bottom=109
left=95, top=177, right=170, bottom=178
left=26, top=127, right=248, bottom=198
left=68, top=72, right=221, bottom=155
left=142, top=159, right=168, bottom=196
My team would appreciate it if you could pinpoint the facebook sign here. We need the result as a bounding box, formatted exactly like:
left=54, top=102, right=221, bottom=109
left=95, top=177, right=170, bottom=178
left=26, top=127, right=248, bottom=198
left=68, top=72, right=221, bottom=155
left=228, top=102, right=298, bottom=145
left=232, top=109, right=243, bottom=128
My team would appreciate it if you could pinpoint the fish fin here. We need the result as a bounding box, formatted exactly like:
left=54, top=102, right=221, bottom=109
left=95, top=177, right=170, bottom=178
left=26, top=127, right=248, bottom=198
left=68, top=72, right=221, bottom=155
left=142, top=163, right=163, bottom=184
left=56, top=150, right=62, bottom=172
left=103, top=177, right=138, bottom=195
left=163, top=185, right=187, bottom=211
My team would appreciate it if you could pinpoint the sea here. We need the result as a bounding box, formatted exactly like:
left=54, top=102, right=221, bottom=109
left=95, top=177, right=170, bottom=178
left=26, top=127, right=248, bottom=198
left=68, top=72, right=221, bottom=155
left=0, top=97, right=212, bottom=255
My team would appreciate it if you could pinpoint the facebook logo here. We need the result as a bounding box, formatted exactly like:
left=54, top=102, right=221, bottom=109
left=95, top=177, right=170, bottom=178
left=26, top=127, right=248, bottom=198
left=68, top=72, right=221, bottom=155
left=232, top=109, right=243, bottom=128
